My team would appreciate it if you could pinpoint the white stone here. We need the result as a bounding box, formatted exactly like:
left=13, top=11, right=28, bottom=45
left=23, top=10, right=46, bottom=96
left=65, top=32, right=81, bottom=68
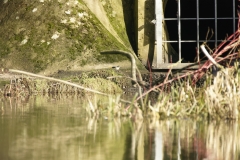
left=78, top=13, right=84, bottom=18
left=60, top=19, right=67, bottom=24
left=65, top=10, right=71, bottom=15
left=32, top=8, right=38, bottom=12
left=51, top=32, right=60, bottom=40
left=74, top=1, right=78, bottom=5
left=77, top=22, right=82, bottom=26
left=20, top=39, right=28, bottom=45
left=69, top=17, right=76, bottom=23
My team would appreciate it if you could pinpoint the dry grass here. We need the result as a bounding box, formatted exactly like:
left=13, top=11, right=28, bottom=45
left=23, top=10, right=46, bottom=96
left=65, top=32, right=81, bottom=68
left=205, top=67, right=239, bottom=119
left=145, top=66, right=240, bottom=119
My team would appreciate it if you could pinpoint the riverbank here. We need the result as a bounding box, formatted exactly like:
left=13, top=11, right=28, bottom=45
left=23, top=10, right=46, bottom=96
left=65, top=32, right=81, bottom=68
left=0, top=64, right=239, bottom=120
left=0, top=67, right=156, bottom=95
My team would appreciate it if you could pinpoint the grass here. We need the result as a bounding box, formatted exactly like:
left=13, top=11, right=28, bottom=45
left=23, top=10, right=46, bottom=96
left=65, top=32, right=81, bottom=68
left=149, top=67, right=239, bottom=119
left=81, top=64, right=240, bottom=120
left=1, top=64, right=239, bottom=120
left=204, top=66, right=239, bottom=119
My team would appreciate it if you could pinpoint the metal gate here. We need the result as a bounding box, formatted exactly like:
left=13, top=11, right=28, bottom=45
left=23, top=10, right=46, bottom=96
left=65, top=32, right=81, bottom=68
left=154, top=0, right=238, bottom=69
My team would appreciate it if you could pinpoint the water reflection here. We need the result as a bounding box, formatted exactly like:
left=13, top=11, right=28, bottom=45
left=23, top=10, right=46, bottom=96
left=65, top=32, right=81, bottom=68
left=139, top=119, right=240, bottom=160
left=0, top=95, right=239, bottom=160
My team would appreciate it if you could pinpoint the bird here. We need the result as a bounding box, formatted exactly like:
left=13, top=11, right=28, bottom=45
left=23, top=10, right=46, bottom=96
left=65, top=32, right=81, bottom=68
left=112, top=66, right=120, bottom=71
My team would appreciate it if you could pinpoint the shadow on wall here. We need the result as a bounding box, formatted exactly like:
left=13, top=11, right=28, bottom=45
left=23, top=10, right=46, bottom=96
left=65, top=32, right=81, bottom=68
left=121, top=0, right=137, bottom=54
left=121, top=0, right=155, bottom=68
left=144, top=0, right=155, bottom=67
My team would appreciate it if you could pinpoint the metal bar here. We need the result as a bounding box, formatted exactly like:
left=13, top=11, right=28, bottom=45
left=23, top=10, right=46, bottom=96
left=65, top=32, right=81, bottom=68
left=163, top=40, right=232, bottom=43
left=214, top=0, right=217, bottom=47
left=233, top=0, right=236, bottom=33
left=164, top=17, right=238, bottom=20
left=151, top=63, right=201, bottom=69
left=178, top=0, right=181, bottom=61
left=163, top=40, right=199, bottom=42
left=196, top=0, right=199, bottom=61
left=155, top=0, right=163, bottom=67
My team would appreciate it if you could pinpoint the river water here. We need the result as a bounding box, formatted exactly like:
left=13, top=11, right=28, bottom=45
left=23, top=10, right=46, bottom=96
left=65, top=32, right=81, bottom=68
left=0, top=95, right=239, bottom=160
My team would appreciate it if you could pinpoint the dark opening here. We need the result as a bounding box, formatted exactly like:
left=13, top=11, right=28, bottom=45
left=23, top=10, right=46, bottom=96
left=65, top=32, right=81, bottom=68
left=121, top=0, right=137, bottom=54
left=164, top=0, right=238, bottom=62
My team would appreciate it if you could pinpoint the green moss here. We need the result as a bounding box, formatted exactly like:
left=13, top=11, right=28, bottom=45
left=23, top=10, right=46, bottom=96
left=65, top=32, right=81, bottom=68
left=33, top=59, right=46, bottom=72
left=81, top=77, right=122, bottom=94
left=80, top=59, right=87, bottom=66
left=101, top=0, right=132, bottom=49
left=71, top=7, right=78, bottom=15
left=0, top=80, right=9, bottom=89
left=47, top=22, right=55, bottom=32
left=69, top=47, right=77, bottom=60
left=0, top=42, right=10, bottom=58
left=71, top=7, right=128, bottom=52
left=25, top=4, right=34, bottom=11
left=14, top=33, right=24, bottom=41
left=58, top=2, right=63, bottom=9
left=61, top=10, right=129, bottom=63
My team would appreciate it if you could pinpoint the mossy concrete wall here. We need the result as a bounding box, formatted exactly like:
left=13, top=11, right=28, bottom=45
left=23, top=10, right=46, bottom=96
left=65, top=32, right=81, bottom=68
left=0, top=0, right=144, bottom=74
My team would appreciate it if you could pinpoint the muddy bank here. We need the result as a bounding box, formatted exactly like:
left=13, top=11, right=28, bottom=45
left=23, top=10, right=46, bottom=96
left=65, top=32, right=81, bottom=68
left=0, top=67, right=164, bottom=99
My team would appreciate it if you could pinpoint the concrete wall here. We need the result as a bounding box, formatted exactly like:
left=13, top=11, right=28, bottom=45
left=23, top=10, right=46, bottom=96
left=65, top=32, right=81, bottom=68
left=136, top=0, right=175, bottom=68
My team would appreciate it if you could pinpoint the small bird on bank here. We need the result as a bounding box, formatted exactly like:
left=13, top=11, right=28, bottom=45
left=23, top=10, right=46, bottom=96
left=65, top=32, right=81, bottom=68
left=112, top=66, right=120, bottom=71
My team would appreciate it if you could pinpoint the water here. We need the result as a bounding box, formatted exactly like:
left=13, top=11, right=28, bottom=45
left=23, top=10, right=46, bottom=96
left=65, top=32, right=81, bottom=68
left=0, top=95, right=239, bottom=160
